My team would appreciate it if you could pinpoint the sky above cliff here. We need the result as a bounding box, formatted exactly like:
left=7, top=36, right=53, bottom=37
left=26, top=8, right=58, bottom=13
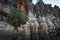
left=32, top=0, right=60, bottom=8
left=43, top=0, right=60, bottom=8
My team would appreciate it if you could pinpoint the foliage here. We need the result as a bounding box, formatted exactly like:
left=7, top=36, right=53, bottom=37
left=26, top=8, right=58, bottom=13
left=5, top=7, right=28, bottom=29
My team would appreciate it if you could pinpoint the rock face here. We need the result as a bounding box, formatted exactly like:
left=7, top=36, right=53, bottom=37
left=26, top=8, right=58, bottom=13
left=33, top=0, right=60, bottom=30
left=0, top=0, right=60, bottom=32
left=0, top=21, right=14, bottom=30
left=35, top=0, right=60, bottom=17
